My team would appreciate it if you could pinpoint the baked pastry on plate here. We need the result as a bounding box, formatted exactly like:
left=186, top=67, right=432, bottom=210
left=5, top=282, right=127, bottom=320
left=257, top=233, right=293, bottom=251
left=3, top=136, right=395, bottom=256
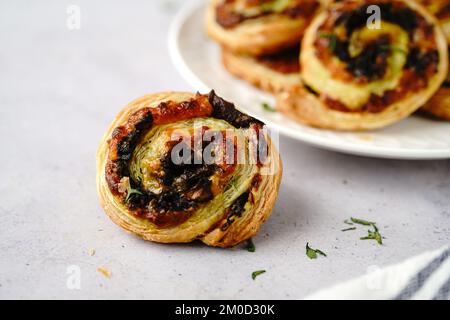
left=417, top=0, right=450, bottom=120
left=96, top=91, right=282, bottom=247
left=206, top=0, right=322, bottom=56
left=222, top=46, right=301, bottom=93
left=276, top=0, right=448, bottom=131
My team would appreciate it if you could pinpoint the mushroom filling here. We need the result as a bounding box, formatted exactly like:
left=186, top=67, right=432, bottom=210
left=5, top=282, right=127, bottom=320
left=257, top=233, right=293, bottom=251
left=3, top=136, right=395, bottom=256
left=256, top=46, right=301, bottom=74
left=124, top=138, right=221, bottom=227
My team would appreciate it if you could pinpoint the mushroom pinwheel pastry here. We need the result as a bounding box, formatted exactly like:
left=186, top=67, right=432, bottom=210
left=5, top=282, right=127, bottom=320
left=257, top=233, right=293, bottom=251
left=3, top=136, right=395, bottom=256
left=96, top=91, right=282, bottom=247
left=222, top=46, right=301, bottom=93
left=206, top=0, right=322, bottom=56
left=276, top=0, right=448, bottom=130
left=417, top=0, right=450, bottom=120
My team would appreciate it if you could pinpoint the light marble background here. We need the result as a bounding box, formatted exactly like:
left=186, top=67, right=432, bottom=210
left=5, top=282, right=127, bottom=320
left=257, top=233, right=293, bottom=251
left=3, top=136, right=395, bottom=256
left=0, top=0, right=449, bottom=299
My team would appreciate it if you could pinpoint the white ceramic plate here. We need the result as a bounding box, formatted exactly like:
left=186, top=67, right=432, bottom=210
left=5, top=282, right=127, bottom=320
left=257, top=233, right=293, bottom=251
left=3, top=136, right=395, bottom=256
left=168, top=0, right=450, bottom=160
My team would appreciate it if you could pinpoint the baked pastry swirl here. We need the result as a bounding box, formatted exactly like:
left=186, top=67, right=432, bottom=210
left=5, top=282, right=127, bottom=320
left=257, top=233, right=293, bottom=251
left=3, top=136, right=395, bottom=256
left=96, top=91, right=282, bottom=247
left=222, top=46, right=301, bottom=93
left=276, top=0, right=448, bottom=130
left=417, top=0, right=450, bottom=120
left=206, top=0, right=322, bottom=56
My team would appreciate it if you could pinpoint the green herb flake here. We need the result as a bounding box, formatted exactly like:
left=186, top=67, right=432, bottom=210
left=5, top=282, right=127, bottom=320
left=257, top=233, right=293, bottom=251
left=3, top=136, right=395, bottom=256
left=261, top=0, right=290, bottom=13
left=360, top=226, right=383, bottom=245
left=341, top=227, right=357, bottom=232
left=227, top=176, right=239, bottom=191
left=319, top=32, right=337, bottom=53
left=246, top=238, right=256, bottom=253
left=125, top=188, right=144, bottom=203
left=261, top=3, right=274, bottom=13
left=306, top=243, right=327, bottom=260
left=350, top=217, right=376, bottom=226
left=252, top=270, right=266, bottom=280
left=262, top=102, right=276, bottom=113
left=380, top=45, right=407, bottom=55
left=315, top=249, right=327, bottom=257
left=344, top=219, right=354, bottom=225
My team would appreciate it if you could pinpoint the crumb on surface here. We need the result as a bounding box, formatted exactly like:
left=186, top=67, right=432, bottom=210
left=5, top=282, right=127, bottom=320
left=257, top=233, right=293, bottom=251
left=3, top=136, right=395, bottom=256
left=97, top=267, right=112, bottom=278
left=88, top=249, right=96, bottom=256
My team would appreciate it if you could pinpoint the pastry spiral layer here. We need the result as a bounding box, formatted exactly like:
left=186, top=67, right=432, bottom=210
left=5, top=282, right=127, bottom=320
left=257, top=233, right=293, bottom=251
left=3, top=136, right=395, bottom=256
left=96, top=91, right=282, bottom=247
left=222, top=46, right=301, bottom=93
left=418, top=0, right=450, bottom=120
left=422, top=84, right=450, bottom=120
left=276, top=0, right=448, bottom=130
left=417, top=0, right=450, bottom=43
left=206, top=0, right=322, bottom=56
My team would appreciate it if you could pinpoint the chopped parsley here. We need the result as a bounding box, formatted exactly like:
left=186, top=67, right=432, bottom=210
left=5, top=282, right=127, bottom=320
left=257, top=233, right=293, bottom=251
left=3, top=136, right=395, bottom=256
left=125, top=188, right=144, bottom=203
left=262, top=102, right=276, bottom=113
left=227, top=176, right=239, bottom=191
left=344, top=219, right=354, bottom=225
left=341, top=227, right=357, bottom=232
left=306, top=243, right=327, bottom=259
left=319, top=32, right=337, bottom=53
left=347, top=217, right=384, bottom=245
left=252, top=270, right=266, bottom=280
left=380, top=45, right=408, bottom=55
left=360, top=225, right=383, bottom=245
left=350, top=217, right=376, bottom=226
left=246, top=238, right=256, bottom=253
left=261, top=2, right=275, bottom=13
left=261, top=0, right=290, bottom=13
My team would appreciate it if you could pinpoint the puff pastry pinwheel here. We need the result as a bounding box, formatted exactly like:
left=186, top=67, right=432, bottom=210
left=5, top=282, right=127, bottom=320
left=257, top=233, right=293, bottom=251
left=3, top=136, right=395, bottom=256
left=206, top=0, right=322, bottom=56
left=222, top=46, right=301, bottom=93
left=417, top=0, right=450, bottom=120
left=276, top=0, right=448, bottom=131
left=96, top=91, right=282, bottom=247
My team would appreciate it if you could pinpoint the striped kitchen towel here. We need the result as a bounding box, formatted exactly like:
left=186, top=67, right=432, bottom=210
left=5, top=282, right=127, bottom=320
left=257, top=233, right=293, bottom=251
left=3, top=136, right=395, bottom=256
left=306, top=246, right=450, bottom=300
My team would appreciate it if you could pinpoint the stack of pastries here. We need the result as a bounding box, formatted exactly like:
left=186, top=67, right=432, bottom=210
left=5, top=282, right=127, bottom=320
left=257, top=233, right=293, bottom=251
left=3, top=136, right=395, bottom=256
left=206, top=0, right=450, bottom=130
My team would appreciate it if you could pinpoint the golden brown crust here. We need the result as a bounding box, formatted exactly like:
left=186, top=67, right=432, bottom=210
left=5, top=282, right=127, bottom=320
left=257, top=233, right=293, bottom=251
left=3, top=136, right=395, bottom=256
left=205, top=0, right=322, bottom=56
left=276, top=0, right=448, bottom=131
left=421, top=87, right=450, bottom=120
left=221, top=47, right=301, bottom=93
left=96, top=92, right=282, bottom=247
left=417, top=0, right=450, bottom=120
left=202, top=162, right=282, bottom=247
left=416, top=0, right=450, bottom=42
left=276, top=85, right=440, bottom=130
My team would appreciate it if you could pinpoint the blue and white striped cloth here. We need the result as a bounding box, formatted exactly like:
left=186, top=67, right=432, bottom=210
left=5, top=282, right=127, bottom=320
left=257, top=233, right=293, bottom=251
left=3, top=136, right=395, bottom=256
left=306, top=246, right=450, bottom=300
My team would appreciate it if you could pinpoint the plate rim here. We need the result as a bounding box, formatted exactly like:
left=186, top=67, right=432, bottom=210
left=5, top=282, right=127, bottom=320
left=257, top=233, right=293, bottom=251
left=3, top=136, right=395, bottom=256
left=168, top=0, right=450, bottom=160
